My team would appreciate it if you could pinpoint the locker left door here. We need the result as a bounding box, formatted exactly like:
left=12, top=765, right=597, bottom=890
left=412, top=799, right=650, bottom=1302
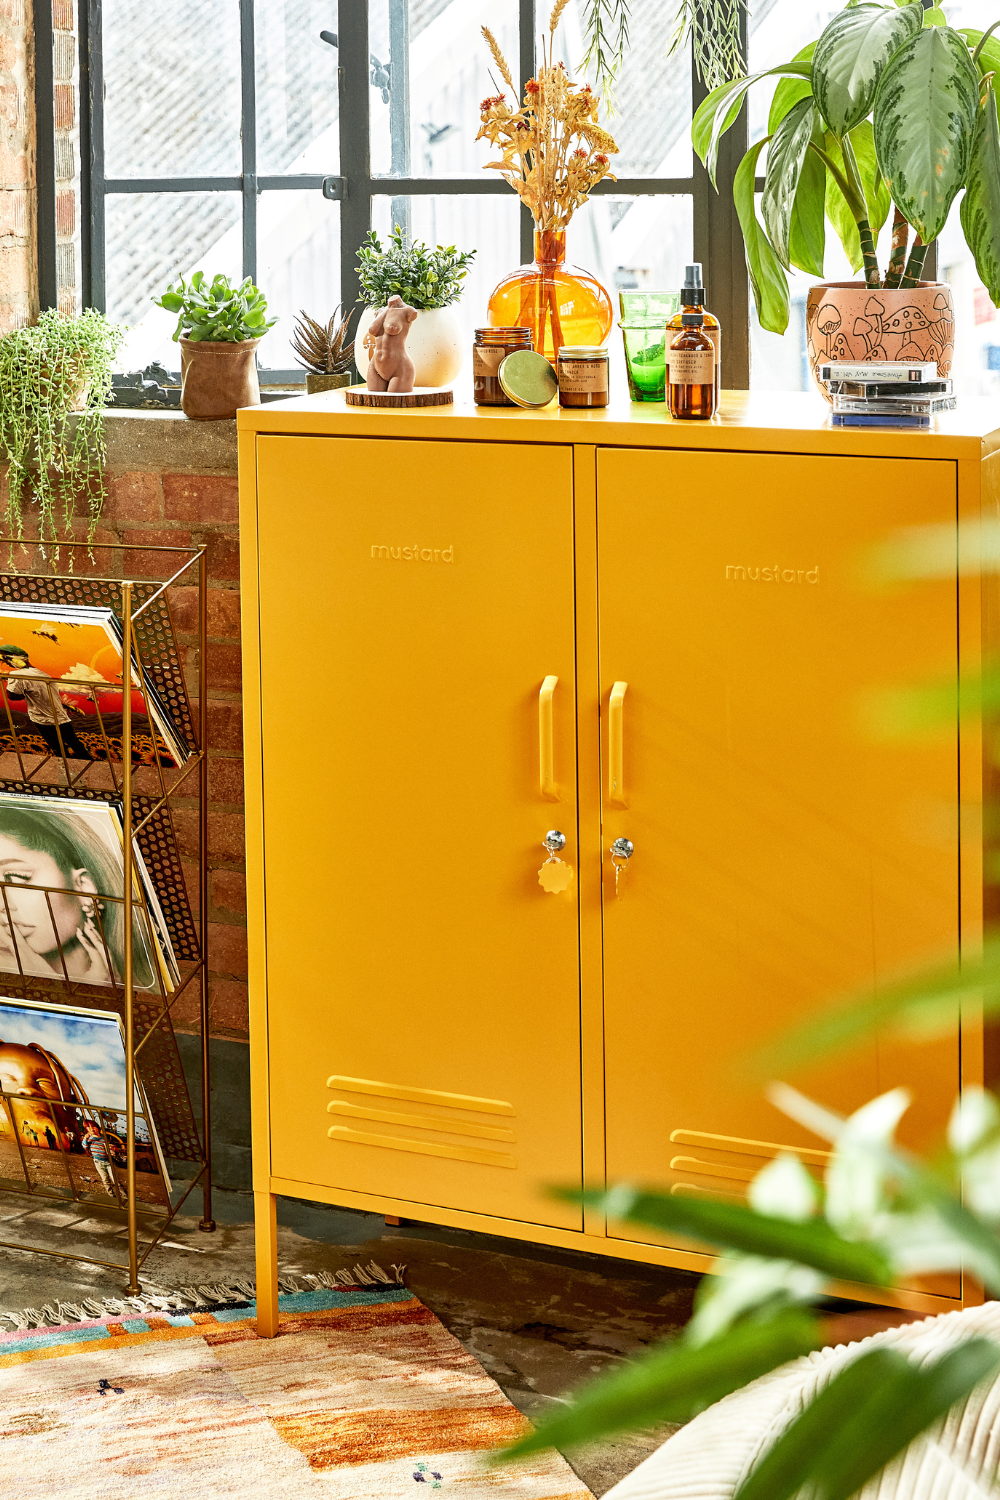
left=255, top=435, right=583, bottom=1229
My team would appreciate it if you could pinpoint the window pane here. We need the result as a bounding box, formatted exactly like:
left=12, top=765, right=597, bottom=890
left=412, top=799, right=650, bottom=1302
left=747, top=1, right=841, bottom=148
left=106, top=193, right=242, bottom=372
left=551, top=3, right=692, bottom=177
left=566, top=195, right=694, bottom=303
left=103, top=0, right=242, bottom=177
left=256, top=191, right=341, bottom=370
left=369, top=195, right=519, bottom=351
left=369, top=0, right=518, bottom=177
left=255, top=1, right=340, bottom=174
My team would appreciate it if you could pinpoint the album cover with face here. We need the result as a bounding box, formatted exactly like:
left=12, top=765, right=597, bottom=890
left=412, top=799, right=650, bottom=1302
left=0, top=602, right=189, bottom=768
left=0, top=793, right=178, bottom=992
left=0, top=997, right=171, bottom=1210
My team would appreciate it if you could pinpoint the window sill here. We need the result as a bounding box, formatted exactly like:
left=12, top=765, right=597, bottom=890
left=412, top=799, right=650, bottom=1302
left=102, top=409, right=238, bottom=476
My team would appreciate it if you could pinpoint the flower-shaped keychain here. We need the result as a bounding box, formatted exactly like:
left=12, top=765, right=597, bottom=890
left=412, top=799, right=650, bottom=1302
left=538, top=830, right=574, bottom=894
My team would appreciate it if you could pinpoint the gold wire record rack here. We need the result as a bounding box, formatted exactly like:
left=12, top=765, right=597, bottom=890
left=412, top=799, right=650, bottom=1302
left=0, top=540, right=213, bottom=1293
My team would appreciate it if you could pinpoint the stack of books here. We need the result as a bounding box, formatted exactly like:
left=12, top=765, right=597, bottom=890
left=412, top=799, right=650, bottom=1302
left=817, top=360, right=956, bottom=428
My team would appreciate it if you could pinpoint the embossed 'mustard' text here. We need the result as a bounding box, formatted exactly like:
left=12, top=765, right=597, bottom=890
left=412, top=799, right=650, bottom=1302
left=726, top=565, right=819, bottom=583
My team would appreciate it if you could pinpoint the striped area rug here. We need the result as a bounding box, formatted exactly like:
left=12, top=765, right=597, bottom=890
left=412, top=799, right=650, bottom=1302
left=0, top=1279, right=592, bottom=1499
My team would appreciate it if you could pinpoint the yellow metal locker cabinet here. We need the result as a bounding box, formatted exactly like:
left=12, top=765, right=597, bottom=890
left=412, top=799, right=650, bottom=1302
left=239, top=393, right=1000, bottom=1335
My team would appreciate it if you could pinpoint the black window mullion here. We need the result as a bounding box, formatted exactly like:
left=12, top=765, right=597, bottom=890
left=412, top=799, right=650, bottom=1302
left=339, top=0, right=372, bottom=317
left=692, top=7, right=749, bottom=388
left=33, top=0, right=58, bottom=310
left=80, top=0, right=104, bottom=311
left=240, top=0, right=257, bottom=283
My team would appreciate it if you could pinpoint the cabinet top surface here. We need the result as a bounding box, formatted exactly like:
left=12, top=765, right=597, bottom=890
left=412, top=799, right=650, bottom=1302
left=239, top=388, right=1000, bottom=460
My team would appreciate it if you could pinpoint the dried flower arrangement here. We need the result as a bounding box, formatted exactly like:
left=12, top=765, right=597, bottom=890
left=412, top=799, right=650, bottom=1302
left=477, top=3, right=619, bottom=242
left=291, top=306, right=355, bottom=375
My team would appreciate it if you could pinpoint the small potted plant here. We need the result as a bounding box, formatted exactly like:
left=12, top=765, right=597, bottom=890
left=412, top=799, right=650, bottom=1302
left=693, top=2, right=1000, bottom=391
left=354, top=228, right=475, bottom=387
left=291, top=306, right=355, bottom=393
left=0, top=307, right=124, bottom=548
left=153, top=272, right=277, bottom=419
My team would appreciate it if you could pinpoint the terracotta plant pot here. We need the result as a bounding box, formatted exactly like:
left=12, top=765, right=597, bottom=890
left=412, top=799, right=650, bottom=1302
left=305, top=372, right=351, bottom=394
left=805, top=281, right=954, bottom=398
left=179, top=336, right=261, bottom=419
left=354, top=306, right=464, bottom=387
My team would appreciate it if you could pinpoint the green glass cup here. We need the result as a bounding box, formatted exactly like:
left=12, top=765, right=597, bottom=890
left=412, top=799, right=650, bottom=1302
left=620, top=321, right=667, bottom=402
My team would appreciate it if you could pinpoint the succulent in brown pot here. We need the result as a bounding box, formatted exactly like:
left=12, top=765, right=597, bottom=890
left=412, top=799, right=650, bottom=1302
left=291, top=306, right=355, bottom=393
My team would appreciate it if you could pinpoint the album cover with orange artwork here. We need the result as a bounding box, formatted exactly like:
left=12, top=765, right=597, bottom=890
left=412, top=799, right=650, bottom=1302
left=0, top=602, right=189, bottom=767
left=0, top=997, right=171, bottom=1211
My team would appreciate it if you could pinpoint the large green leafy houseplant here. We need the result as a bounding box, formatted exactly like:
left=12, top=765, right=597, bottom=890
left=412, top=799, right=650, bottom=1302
left=0, top=308, right=124, bottom=550
left=693, top=1, right=1000, bottom=333
left=153, top=272, right=277, bottom=342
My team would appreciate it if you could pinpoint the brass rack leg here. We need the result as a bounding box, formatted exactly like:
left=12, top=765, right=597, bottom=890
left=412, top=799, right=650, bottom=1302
left=255, top=1191, right=279, bottom=1337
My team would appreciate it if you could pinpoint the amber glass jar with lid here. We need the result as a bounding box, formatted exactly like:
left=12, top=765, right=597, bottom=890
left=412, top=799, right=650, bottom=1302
left=556, top=345, right=609, bottom=408
left=474, top=327, right=533, bottom=405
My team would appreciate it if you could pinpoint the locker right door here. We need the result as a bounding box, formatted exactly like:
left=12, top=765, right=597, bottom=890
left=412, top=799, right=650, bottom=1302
left=598, top=446, right=960, bottom=1237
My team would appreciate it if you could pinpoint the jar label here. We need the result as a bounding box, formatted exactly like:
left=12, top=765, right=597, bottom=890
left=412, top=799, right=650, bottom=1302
left=473, top=346, right=506, bottom=376
left=558, top=359, right=609, bottom=395
left=668, top=349, right=714, bottom=385
left=707, top=326, right=722, bottom=370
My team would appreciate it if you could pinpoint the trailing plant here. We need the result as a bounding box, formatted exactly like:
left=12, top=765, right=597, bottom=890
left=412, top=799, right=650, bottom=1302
left=692, top=1, right=1000, bottom=333
left=355, top=227, right=476, bottom=310
left=291, top=305, right=355, bottom=375
left=153, top=271, right=277, bottom=342
left=0, top=308, right=124, bottom=552
left=581, top=0, right=746, bottom=96
left=478, top=4, right=618, bottom=233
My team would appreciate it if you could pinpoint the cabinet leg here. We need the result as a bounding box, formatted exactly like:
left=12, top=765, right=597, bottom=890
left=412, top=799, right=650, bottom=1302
left=254, top=1191, right=279, bottom=1338
left=384, top=1215, right=401, bottom=1226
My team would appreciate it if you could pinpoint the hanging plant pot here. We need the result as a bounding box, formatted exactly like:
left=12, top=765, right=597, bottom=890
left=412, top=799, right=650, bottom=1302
left=179, top=336, right=261, bottom=419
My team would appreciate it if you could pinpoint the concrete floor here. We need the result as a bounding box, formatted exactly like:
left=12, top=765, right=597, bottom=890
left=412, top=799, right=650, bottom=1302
left=0, top=1184, right=701, bottom=1496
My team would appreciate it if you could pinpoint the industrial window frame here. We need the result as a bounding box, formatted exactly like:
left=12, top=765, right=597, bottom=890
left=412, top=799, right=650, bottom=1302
left=38, top=0, right=751, bottom=384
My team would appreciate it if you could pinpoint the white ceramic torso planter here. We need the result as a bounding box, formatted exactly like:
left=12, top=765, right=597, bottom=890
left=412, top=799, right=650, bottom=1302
left=355, top=305, right=464, bottom=388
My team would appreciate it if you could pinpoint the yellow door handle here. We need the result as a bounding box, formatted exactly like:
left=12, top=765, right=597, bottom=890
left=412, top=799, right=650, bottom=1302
left=539, top=675, right=560, bottom=801
left=609, top=681, right=628, bottom=808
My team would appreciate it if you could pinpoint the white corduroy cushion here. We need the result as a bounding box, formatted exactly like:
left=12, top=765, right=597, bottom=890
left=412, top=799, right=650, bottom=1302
left=604, top=1303, right=1000, bottom=1500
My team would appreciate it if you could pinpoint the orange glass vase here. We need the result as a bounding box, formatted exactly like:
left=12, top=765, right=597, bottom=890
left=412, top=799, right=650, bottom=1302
left=487, top=229, right=613, bottom=364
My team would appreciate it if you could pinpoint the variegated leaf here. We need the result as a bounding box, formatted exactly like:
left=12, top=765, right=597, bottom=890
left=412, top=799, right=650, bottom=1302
left=812, top=2, right=924, bottom=137
left=960, top=85, right=1000, bottom=305
left=873, top=25, right=979, bottom=242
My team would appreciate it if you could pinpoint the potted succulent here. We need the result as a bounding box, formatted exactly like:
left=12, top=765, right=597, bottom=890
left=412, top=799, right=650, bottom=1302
left=693, top=1, right=1000, bottom=389
left=0, top=307, right=124, bottom=549
left=291, top=306, right=355, bottom=394
left=354, top=227, right=475, bottom=387
left=153, top=272, right=277, bottom=419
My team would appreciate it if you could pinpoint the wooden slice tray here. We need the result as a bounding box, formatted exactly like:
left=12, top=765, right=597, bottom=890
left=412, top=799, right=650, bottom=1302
left=345, top=386, right=454, bottom=408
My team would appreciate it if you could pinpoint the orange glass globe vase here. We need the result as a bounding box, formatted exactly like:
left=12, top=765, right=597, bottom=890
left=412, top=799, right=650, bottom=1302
left=487, top=229, right=613, bottom=364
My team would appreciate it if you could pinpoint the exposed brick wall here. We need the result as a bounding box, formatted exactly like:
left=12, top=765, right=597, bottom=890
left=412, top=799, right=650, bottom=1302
left=0, top=0, right=35, bottom=332
left=99, top=445, right=247, bottom=1042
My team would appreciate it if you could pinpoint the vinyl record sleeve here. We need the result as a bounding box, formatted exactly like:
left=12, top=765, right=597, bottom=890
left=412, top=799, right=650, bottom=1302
left=0, top=601, right=189, bottom=768
left=0, top=994, right=172, bottom=1210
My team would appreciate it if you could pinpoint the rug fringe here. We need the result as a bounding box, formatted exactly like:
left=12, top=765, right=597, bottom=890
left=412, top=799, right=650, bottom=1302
left=0, top=1262, right=407, bottom=1331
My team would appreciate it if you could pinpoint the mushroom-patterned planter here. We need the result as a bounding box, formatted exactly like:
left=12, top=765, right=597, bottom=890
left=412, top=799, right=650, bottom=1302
left=805, top=280, right=954, bottom=399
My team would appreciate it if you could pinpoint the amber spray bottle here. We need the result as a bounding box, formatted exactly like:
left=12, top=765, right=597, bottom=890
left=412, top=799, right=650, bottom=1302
left=666, top=263, right=721, bottom=404
left=668, top=312, right=716, bottom=420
